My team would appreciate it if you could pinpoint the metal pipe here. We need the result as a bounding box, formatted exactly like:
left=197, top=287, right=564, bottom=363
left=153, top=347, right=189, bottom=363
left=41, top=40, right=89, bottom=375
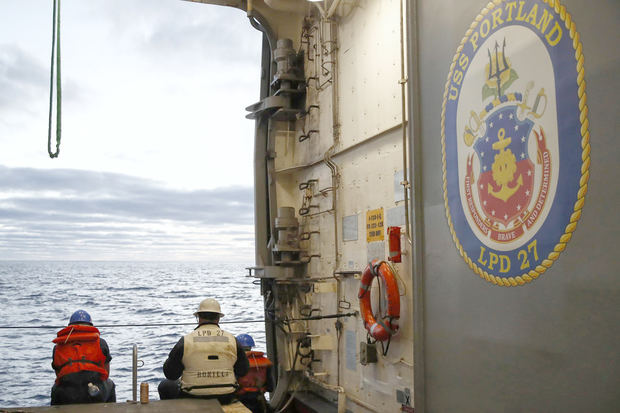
left=274, top=276, right=341, bottom=283
left=248, top=16, right=275, bottom=55
left=304, top=371, right=346, bottom=413
left=304, top=369, right=375, bottom=413
left=399, top=0, right=411, bottom=240
left=312, top=2, right=326, bottom=17
left=334, top=271, right=343, bottom=388
left=326, top=0, right=342, bottom=18
left=322, top=20, right=341, bottom=274
left=333, top=270, right=361, bottom=276
left=327, top=20, right=340, bottom=147
left=346, top=394, right=376, bottom=412
left=406, top=0, right=426, bottom=411
left=310, top=0, right=342, bottom=19
left=247, top=14, right=279, bottom=381
left=283, top=312, right=356, bottom=322
left=132, top=344, right=138, bottom=402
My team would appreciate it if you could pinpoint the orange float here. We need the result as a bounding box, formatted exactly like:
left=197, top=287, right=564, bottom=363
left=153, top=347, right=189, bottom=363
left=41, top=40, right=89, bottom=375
left=358, top=259, right=400, bottom=341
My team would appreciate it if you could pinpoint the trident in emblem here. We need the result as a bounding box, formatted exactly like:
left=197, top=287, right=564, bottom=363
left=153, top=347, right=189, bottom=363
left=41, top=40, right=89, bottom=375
left=487, top=38, right=509, bottom=98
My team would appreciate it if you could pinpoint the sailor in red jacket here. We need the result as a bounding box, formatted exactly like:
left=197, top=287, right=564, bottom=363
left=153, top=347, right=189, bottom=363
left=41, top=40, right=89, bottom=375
left=236, top=334, right=274, bottom=413
left=50, top=310, right=116, bottom=405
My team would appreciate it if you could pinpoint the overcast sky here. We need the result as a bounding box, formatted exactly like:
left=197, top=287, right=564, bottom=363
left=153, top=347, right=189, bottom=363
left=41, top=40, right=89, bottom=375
left=0, top=0, right=262, bottom=261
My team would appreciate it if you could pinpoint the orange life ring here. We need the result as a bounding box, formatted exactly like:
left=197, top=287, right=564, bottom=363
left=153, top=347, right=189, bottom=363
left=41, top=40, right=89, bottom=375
left=358, top=259, right=400, bottom=341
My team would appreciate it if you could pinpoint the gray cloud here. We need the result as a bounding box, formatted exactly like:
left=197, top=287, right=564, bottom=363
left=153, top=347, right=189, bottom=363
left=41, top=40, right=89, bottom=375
left=95, top=0, right=260, bottom=65
left=0, top=165, right=255, bottom=260
left=0, top=165, right=253, bottom=224
left=0, top=44, right=83, bottom=120
left=0, top=44, right=48, bottom=111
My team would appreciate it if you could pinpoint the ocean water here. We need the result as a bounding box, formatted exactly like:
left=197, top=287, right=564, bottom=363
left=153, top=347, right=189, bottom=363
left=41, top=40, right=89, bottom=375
left=0, top=261, right=265, bottom=408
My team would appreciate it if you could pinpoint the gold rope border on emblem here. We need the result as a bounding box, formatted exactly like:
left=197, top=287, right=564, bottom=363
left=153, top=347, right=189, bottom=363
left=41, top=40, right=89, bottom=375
left=440, top=0, right=590, bottom=287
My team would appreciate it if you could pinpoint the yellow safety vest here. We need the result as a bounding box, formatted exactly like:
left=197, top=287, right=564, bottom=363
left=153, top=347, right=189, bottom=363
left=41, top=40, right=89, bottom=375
left=180, top=324, right=238, bottom=396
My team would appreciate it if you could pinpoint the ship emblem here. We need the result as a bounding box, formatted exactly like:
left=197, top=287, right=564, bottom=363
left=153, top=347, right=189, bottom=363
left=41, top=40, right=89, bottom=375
left=464, top=41, right=550, bottom=241
left=441, top=0, right=590, bottom=286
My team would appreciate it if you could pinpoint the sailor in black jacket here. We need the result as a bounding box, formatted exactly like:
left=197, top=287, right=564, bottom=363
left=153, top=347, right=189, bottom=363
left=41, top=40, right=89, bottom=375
left=158, top=298, right=249, bottom=406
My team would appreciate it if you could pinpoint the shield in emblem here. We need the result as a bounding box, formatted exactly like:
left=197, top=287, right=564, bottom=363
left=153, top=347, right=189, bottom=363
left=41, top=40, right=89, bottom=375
left=473, top=106, right=534, bottom=227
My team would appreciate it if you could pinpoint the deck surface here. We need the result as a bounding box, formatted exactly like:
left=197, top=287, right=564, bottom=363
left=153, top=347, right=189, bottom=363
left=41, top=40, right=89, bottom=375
left=0, top=399, right=224, bottom=413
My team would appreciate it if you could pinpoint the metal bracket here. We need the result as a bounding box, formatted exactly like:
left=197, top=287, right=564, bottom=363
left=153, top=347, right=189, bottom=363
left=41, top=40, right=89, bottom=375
left=299, top=205, right=319, bottom=216
left=246, top=266, right=305, bottom=279
left=300, top=230, right=320, bottom=241
left=245, top=95, right=289, bottom=119
left=297, top=104, right=320, bottom=119
left=299, top=179, right=319, bottom=190
left=300, top=254, right=321, bottom=263
left=299, top=129, right=319, bottom=142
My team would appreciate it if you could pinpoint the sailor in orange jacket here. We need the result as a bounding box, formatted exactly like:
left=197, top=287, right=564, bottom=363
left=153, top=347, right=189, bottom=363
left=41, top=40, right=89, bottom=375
left=50, top=310, right=116, bottom=405
left=236, top=334, right=274, bottom=413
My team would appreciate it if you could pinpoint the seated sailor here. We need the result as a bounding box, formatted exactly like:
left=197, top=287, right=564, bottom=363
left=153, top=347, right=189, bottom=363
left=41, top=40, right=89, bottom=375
left=236, top=333, right=274, bottom=413
left=158, top=298, right=250, bottom=408
left=51, top=310, right=116, bottom=405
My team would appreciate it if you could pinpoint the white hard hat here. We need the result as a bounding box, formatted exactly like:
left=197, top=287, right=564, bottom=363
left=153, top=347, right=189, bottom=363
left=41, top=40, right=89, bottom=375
left=194, top=298, right=225, bottom=317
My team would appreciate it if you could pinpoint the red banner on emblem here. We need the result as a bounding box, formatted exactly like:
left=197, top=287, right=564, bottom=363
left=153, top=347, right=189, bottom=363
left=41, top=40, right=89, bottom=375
left=526, top=128, right=551, bottom=229
left=465, top=155, right=489, bottom=236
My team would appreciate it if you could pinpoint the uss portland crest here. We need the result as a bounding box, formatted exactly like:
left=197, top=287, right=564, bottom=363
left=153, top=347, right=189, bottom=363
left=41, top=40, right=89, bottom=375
left=441, top=0, right=590, bottom=286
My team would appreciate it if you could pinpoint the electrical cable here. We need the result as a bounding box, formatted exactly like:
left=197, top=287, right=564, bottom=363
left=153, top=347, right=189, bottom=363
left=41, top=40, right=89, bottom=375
left=275, top=338, right=304, bottom=413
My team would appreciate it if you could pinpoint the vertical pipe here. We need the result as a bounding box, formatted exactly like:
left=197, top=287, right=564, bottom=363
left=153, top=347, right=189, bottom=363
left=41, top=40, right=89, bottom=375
left=254, top=32, right=280, bottom=379
left=326, top=0, right=342, bottom=18
left=329, top=20, right=340, bottom=271
left=132, top=344, right=138, bottom=402
left=406, top=0, right=426, bottom=412
left=325, top=18, right=342, bottom=387
left=400, top=0, right=411, bottom=240
left=248, top=8, right=278, bottom=384
left=337, top=390, right=346, bottom=413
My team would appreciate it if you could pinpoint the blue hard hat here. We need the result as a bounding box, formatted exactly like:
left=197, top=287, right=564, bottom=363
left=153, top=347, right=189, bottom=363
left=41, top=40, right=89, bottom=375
left=237, top=333, right=255, bottom=348
left=69, top=310, right=92, bottom=326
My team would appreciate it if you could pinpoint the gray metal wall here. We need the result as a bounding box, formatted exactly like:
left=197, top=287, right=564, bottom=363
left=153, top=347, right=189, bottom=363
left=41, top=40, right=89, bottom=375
left=412, top=0, right=620, bottom=411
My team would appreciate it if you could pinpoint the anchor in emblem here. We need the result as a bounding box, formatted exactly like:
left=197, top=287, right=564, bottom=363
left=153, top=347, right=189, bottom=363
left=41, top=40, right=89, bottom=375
left=488, top=128, right=523, bottom=202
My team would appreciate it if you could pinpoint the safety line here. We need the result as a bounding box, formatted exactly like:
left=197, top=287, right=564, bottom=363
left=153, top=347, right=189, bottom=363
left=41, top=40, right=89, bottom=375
left=0, top=312, right=358, bottom=330
left=0, top=319, right=266, bottom=330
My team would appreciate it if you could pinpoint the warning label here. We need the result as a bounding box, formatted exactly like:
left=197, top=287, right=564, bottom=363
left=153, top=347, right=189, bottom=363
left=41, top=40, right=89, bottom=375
left=366, top=208, right=384, bottom=242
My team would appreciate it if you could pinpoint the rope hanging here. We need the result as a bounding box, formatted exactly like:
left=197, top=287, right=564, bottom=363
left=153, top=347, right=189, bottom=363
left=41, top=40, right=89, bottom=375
left=47, top=0, right=62, bottom=158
